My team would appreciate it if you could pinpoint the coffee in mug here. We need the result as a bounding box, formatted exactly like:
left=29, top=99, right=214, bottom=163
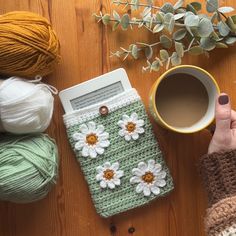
left=149, top=65, right=220, bottom=133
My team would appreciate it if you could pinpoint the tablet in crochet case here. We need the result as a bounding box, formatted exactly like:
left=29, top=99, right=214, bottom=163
left=63, top=88, right=174, bottom=217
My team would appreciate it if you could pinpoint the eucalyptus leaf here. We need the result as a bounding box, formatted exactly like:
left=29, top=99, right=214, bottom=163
left=160, top=35, right=172, bottom=49
left=113, top=10, right=120, bottom=21
left=185, top=11, right=195, bottom=18
left=187, top=4, right=197, bottom=14
left=151, top=60, right=161, bottom=72
left=190, top=2, right=202, bottom=11
left=206, top=0, right=219, bottom=13
left=188, top=46, right=204, bottom=55
left=225, top=37, right=236, bottom=45
left=174, top=0, right=184, bottom=10
left=120, top=14, right=130, bottom=30
left=153, top=24, right=164, bottom=33
left=200, top=37, right=216, bottom=51
left=145, top=46, right=153, bottom=59
left=211, top=31, right=220, bottom=41
left=164, top=13, right=175, bottom=33
left=198, top=18, right=214, bottom=37
left=184, top=14, right=200, bottom=27
left=102, top=14, right=110, bottom=25
left=160, top=49, right=169, bottom=61
left=218, top=7, right=235, bottom=14
left=217, top=21, right=230, bottom=37
left=171, top=52, right=181, bottom=66
left=174, top=13, right=185, bottom=20
left=161, top=2, right=174, bottom=14
left=131, top=44, right=139, bottom=59
left=156, top=12, right=164, bottom=23
left=216, top=42, right=228, bottom=48
left=113, top=22, right=120, bottom=31
left=173, top=28, right=187, bottom=40
left=175, top=42, right=184, bottom=57
left=226, top=16, right=236, bottom=32
left=142, top=7, right=151, bottom=18
left=131, top=0, right=139, bottom=10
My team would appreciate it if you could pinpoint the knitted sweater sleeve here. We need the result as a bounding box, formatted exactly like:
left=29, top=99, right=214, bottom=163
left=199, top=150, right=236, bottom=236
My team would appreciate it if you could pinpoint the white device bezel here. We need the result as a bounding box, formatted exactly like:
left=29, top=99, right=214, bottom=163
left=59, top=68, right=132, bottom=113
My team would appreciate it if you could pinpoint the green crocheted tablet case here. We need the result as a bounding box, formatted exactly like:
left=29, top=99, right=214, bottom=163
left=63, top=88, right=174, bottom=217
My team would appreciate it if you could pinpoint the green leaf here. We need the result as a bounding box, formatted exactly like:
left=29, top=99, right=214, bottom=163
left=188, top=46, right=204, bottom=55
left=160, top=35, right=172, bottom=49
left=174, top=13, right=185, bottom=20
left=200, top=37, right=216, bottom=51
left=175, top=42, right=184, bottom=57
left=216, top=42, right=228, bottom=48
left=190, top=2, right=202, bottom=11
left=184, top=14, right=200, bottom=27
left=145, top=46, right=153, bottom=60
left=225, top=37, right=236, bottom=45
left=131, top=0, right=139, bottom=10
left=113, top=10, right=120, bottom=21
left=173, top=28, right=187, bottom=40
left=161, top=2, right=174, bottom=14
left=206, top=0, right=219, bottom=13
left=156, top=12, right=164, bottom=23
left=160, top=49, right=169, bottom=61
left=130, top=44, right=139, bottom=59
left=198, top=18, right=214, bottom=37
left=164, top=13, right=175, bottom=33
left=174, top=0, right=184, bottom=10
left=112, top=22, right=120, bottom=31
left=151, top=59, right=161, bottom=72
left=171, top=52, right=181, bottom=66
left=142, top=6, right=151, bottom=18
left=120, top=14, right=130, bottom=30
left=102, top=14, right=110, bottom=25
left=218, top=7, right=234, bottom=14
left=186, top=4, right=197, bottom=14
left=226, top=16, right=236, bottom=32
left=217, top=21, right=230, bottom=37
left=153, top=24, right=164, bottom=33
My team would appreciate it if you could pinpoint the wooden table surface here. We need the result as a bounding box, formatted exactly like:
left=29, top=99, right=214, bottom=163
left=0, top=0, right=236, bottom=235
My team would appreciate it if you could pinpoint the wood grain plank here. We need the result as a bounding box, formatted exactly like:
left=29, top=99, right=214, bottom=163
left=0, top=0, right=236, bottom=235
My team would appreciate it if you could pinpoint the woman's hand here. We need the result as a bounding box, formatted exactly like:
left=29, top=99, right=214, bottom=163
left=208, top=93, right=236, bottom=154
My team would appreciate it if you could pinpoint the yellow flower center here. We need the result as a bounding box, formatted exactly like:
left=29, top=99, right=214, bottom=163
left=142, top=171, right=155, bottom=184
left=126, top=122, right=136, bottom=132
left=103, top=169, right=114, bottom=180
left=86, top=133, right=98, bottom=145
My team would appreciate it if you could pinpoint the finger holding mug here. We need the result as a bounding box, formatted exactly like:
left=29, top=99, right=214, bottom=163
left=208, top=94, right=236, bottom=154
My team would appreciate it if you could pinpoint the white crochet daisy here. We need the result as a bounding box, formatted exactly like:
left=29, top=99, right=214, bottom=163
left=130, top=159, right=167, bottom=197
left=118, top=112, right=145, bottom=141
left=96, top=162, right=124, bottom=189
left=72, top=121, right=110, bottom=158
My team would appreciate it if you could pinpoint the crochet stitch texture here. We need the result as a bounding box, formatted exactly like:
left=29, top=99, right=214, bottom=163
left=64, top=89, right=174, bottom=217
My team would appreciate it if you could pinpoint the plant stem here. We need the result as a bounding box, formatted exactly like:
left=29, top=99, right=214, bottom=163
left=106, top=17, right=185, bottom=27
left=112, top=0, right=160, bottom=10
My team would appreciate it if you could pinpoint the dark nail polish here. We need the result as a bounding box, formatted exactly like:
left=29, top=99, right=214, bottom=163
left=218, top=95, right=229, bottom=105
left=128, top=227, right=135, bottom=234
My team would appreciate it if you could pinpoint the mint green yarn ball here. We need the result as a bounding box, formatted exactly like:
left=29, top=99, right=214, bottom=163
left=0, top=133, right=59, bottom=203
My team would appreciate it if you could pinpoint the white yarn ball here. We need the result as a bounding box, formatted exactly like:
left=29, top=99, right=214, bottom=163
left=0, top=77, right=56, bottom=134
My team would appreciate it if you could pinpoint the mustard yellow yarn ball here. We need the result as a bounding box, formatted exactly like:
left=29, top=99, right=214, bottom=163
left=0, top=11, right=61, bottom=78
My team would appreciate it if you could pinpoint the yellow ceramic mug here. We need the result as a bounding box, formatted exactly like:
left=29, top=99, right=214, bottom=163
left=149, top=65, right=220, bottom=134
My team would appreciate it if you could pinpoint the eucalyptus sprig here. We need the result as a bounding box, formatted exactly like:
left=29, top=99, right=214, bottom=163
left=93, top=0, right=236, bottom=72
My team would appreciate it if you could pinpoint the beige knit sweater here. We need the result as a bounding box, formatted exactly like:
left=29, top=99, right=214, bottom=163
left=200, top=150, right=236, bottom=236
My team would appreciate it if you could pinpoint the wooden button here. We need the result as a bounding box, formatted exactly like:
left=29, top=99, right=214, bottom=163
left=99, top=106, right=109, bottom=116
